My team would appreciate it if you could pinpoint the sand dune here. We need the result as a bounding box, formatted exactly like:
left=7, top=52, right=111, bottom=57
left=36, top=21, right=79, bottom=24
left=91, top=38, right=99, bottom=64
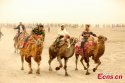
left=0, top=27, right=125, bottom=83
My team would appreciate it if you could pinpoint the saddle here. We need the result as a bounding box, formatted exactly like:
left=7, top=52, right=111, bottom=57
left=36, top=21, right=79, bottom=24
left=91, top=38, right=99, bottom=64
left=75, top=41, right=95, bottom=55
left=53, top=38, right=68, bottom=52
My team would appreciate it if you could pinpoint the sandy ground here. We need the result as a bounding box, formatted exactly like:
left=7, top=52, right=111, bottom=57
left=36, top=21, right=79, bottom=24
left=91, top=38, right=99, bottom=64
left=0, top=26, right=125, bottom=83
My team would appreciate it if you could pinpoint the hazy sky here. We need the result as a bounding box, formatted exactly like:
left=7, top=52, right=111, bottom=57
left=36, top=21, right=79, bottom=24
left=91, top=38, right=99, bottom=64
left=0, top=0, right=125, bottom=24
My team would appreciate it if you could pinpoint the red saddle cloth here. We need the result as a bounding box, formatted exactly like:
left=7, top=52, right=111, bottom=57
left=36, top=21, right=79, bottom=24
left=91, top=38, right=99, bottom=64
left=75, top=42, right=81, bottom=55
left=84, top=41, right=95, bottom=51
left=34, top=35, right=42, bottom=39
left=75, top=41, right=95, bottom=56
left=23, top=35, right=42, bottom=48
left=83, top=41, right=95, bottom=55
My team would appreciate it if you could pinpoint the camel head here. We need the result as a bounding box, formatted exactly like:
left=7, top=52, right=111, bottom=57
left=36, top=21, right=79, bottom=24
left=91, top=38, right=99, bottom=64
left=70, top=37, right=78, bottom=45
left=98, top=35, right=107, bottom=43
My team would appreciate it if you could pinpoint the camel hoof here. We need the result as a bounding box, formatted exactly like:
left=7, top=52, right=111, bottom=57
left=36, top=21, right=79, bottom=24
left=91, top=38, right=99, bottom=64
left=75, top=68, right=78, bottom=71
left=84, top=67, right=87, bottom=70
left=36, top=71, right=40, bottom=74
left=93, top=68, right=96, bottom=72
left=86, top=72, right=90, bottom=75
left=55, top=67, right=60, bottom=71
left=65, top=73, right=69, bottom=76
left=49, top=68, right=53, bottom=71
left=21, top=67, right=24, bottom=70
left=28, top=71, right=32, bottom=74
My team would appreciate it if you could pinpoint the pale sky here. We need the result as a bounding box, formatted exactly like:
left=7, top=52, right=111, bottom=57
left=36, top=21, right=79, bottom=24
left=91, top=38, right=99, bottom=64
left=0, top=0, right=125, bottom=24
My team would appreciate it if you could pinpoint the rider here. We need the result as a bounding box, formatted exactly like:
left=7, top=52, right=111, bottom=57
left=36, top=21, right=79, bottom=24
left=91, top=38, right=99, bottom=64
left=80, top=24, right=97, bottom=48
left=54, top=24, right=70, bottom=48
left=14, top=22, right=26, bottom=39
left=22, top=24, right=45, bottom=48
left=31, top=24, right=45, bottom=41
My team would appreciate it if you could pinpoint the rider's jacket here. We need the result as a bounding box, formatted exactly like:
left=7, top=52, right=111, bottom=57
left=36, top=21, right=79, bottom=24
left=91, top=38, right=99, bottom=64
left=14, top=24, right=25, bottom=33
left=81, top=31, right=96, bottom=39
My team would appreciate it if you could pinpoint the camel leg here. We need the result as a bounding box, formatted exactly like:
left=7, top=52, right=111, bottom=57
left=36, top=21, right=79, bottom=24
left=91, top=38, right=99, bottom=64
left=93, top=59, right=101, bottom=72
left=16, top=45, right=19, bottom=53
left=84, top=57, right=90, bottom=75
left=28, top=62, right=32, bottom=74
left=25, top=56, right=33, bottom=74
left=36, top=61, right=40, bottom=74
left=21, top=55, right=24, bottom=70
left=80, top=57, right=87, bottom=70
left=48, top=56, right=56, bottom=71
left=34, top=56, right=41, bottom=74
left=75, top=54, right=79, bottom=71
left=64, top=58, right=69, bottom=76
left=14, top=38, right=18, bottom=53
left=55, top=56, right=63, bottom=71
left=14, top=43, right=17, bottom=53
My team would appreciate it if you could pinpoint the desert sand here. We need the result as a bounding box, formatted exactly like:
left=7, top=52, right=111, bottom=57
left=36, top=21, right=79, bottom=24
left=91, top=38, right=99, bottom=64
left=0, top=26, right=125, bottom=83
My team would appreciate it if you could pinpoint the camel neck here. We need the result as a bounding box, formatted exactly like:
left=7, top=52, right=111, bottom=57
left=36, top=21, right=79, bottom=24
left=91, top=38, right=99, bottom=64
left=66, top=45, right=75, bottom=58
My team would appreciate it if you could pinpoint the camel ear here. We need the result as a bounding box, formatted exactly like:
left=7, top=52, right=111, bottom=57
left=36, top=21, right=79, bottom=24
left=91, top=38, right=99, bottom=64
left=98, top=35, right=102, bottom=39
left=105, top=37, right=107, bottom=41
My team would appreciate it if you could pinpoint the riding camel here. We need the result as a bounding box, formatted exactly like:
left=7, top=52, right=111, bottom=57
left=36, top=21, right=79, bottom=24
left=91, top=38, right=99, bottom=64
left=75, top=35, right=107, bottom=75
left=48, top=37, right=78, bottom=76
left=20, top=35, right=43, bottom=74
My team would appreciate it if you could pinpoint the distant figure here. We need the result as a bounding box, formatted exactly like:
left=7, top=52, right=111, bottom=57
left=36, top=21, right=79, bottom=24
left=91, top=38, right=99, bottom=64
left=48, top=27, right=50, bottom=32
left=0, top=28, right=4, bottom=40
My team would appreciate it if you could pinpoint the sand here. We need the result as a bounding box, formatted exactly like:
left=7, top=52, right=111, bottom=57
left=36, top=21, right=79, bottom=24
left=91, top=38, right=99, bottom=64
left=0, top=26, right=125, bottom=83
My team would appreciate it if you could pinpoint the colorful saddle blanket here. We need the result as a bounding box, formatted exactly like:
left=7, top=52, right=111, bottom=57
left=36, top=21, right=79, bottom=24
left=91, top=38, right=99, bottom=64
left=75, top=41, right=95, bottom=55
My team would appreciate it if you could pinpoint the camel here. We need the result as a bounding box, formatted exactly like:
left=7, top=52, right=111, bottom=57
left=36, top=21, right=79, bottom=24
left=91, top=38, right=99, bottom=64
left=48, top=37, right=78, bottom=76
left=75, top=35, right=107, bottom=75
left=20, top=35, right=43, bottom=74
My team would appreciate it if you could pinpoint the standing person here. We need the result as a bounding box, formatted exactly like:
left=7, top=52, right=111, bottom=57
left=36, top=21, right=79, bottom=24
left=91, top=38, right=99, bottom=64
left=80, top=24, right=97, bottom=48
left=14, top=22, right=26, bottom=39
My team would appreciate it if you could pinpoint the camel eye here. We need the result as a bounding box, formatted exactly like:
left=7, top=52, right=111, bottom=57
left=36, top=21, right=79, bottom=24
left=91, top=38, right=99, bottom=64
left=105, top=37, right=107, bottom=41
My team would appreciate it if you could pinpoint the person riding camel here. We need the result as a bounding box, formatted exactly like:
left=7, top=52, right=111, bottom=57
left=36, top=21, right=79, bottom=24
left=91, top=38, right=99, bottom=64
left=32, top=24, right=45, bottom=41
left=22, top=24, right=45, bottom=48
left=54, top=24, right=70, bottom=48
left=80, top=24, right=97, bottom=48
left=14, top=22, right=26, bottom=39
